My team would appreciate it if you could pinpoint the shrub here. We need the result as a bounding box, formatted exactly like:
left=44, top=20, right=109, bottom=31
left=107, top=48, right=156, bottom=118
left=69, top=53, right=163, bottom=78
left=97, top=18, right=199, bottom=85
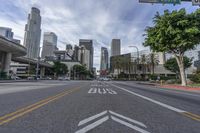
left=190, top=71, right=200, bottom=83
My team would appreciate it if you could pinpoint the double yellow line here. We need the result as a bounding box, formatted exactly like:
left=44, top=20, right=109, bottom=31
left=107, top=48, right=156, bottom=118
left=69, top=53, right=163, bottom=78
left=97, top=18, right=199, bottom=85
left=0, top=87, right=80, bottom=126
left=182, top=112, right=200, bottom=122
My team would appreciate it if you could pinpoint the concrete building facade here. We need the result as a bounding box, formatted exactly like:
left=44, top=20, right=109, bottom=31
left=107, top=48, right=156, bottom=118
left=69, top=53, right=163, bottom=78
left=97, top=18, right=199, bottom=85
left=41, top=32, right=57, bottom=59
left=111, top=39, right=121, bottom=57
left=100, top=47, right=108, bottom=71
left=78, top=46, right=90, bottom=70
left=79, top=39, right=93, bottom=71
left=0, top=36, right=26, bottom=76
left=23, top=7, right=41, bottom=59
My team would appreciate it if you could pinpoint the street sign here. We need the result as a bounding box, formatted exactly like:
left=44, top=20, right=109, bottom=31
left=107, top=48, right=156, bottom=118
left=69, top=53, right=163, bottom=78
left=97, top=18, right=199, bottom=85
left=192, top=0, right=200, bottom=5
left=139, top=0, right=181, bottom=4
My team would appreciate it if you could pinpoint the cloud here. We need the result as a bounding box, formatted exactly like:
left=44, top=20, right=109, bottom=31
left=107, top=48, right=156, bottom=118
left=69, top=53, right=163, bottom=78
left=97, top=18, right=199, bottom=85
left=0, top=0, right=198, bottom=70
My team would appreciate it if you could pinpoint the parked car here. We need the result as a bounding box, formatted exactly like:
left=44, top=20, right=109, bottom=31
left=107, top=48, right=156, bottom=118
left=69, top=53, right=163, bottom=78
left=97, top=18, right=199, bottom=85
left=27, top=77, right=34, bottom=80
left=58, top=76, right=70, bottom=81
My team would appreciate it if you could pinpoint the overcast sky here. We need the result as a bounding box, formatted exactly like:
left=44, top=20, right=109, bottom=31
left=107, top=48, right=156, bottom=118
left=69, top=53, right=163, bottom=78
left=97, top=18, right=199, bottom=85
left=0, top=0, right=198, bottom=69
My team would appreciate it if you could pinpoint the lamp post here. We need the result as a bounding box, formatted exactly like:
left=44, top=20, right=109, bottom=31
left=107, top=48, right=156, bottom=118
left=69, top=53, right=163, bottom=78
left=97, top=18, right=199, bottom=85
left=129, top=46, right=140, bottom=80
left=36, top=47, right=41, bottom=80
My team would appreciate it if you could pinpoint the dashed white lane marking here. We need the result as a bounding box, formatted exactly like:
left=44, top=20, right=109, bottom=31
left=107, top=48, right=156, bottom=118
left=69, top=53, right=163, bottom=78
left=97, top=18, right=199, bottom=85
left=110, top=84, right=186, bottom=113
left=78, top=111, right=108, bottom=126
left=75, top=116, right=109, bottom=133
left=111, top=116, right=150, bottom=133
left=109, top=110, right=146, bottom=128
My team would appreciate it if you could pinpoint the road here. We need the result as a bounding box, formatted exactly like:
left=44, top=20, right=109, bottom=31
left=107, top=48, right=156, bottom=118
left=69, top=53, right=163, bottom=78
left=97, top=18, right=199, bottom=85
left=0, top=80, right=199, bottom=133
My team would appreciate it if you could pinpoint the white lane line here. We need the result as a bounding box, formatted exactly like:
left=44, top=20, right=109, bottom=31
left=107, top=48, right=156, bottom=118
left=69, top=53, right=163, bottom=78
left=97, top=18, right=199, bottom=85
left=111, top=84, right=186, bottom=113
left=109, top=111, right=147, bottom=128
left=78, top=111, right=108, bottom=126
left=76, top=116, right=109, bottom=133
left=111, top=116, right=150, bottom=133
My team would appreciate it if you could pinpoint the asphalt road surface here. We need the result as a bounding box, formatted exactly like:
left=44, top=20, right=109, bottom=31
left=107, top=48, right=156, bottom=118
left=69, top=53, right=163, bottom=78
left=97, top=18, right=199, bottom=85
left=0, top=80, right=200, bottom=133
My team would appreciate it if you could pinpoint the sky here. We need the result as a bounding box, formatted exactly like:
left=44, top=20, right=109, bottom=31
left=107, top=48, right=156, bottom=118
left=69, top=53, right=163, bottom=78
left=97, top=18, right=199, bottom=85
left=0, top=0, right=198, bottom=70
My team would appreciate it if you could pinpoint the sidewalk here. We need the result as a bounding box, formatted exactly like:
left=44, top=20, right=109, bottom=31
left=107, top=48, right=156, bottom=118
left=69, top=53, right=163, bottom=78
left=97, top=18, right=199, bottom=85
left=160, top=84, right=200, bottom=92
left=0, top=80, right=37, bottom=83
left=137, top=81, right=200, bottom=93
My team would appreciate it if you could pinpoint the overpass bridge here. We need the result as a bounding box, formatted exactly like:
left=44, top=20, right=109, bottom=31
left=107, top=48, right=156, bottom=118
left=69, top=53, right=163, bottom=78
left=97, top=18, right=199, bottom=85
left=0, top=36, right=53, bottom=77
left=0, top=36, right=26, bottom=75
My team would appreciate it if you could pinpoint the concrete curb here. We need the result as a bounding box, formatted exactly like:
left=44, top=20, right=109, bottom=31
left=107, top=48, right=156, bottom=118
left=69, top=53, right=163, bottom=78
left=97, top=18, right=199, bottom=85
left=0, top=80, right=38, bottom=83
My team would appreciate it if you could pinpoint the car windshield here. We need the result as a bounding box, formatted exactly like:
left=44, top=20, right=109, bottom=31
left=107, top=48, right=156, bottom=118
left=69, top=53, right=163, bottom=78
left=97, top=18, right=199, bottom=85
left=0, top=0, right=200, bottom=133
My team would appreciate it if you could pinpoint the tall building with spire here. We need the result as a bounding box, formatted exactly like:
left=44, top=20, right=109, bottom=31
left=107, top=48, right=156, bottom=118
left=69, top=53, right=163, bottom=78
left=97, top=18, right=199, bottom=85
left=23, top=7, right=41, bottom=59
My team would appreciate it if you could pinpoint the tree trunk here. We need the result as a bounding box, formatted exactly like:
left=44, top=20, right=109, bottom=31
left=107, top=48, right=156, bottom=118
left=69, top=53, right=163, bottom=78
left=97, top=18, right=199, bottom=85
left=175, top=55, right=187, bottom=86
left=152, top=63, right=155, bottom=75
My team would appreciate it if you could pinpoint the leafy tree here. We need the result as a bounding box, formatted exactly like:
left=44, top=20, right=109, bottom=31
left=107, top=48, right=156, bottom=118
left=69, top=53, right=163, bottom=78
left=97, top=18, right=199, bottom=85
left=73, top=64, right=88, bottom=79
left=52, top=61, right=68, bottom=77
left=164, top=56, right=192, bottom=75
left=144, top=9, right=200, bottom=86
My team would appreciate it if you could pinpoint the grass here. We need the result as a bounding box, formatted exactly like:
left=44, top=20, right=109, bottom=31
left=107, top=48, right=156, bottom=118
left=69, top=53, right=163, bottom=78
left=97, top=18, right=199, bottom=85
left=187, top=84, right=200, bottom=87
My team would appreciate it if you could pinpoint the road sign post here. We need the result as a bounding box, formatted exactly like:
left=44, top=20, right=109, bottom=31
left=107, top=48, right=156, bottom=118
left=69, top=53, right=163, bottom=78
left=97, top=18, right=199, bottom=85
left=192, top=0, right=200, bottom=5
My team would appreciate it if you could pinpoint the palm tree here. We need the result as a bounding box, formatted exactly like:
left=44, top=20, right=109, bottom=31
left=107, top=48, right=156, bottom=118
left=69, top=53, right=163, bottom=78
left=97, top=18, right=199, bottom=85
left=140, top=54, right=147, bottom=75
left=147, top=53, right=159, bottom=75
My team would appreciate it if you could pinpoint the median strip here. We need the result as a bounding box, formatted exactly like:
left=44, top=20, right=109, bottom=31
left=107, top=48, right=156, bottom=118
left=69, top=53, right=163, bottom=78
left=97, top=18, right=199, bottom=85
left=0, top=87, right=80, bottom=125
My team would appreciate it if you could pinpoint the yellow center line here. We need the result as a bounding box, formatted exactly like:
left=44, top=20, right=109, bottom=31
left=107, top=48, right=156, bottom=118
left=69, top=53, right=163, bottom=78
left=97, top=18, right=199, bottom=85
left=182, top=112, right=200, bottom=122
left=0, top=87, right=80, bottom=125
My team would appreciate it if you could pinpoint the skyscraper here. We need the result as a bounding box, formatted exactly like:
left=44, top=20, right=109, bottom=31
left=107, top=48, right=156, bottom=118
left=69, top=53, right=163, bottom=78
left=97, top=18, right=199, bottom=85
left=111, top=39, right=121, bottom=56
left=41, top=32, right=57, bottom=59
left=0, top=27, right=13, bottom=40
left=23, top=7, right=41, bottom=59
left=100, top=47, right=108, bottom=71
left=0, top=27, right=20, bottom=44
left=78, top=46, right=90, bottom=70
left=73, top=45, right=79, bottom=61
left=79, top=39, right=93, bottom=71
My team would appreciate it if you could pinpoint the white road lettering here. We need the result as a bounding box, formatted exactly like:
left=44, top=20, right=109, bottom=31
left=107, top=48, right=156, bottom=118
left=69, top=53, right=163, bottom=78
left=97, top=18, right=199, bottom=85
left=75, top=116, right=109, bottom=133
left=111, top=116, right=150, bottom=133
left=78, top=111, right=108, bottom=126
left=88, top=88, right=117, bottom=95
left=76, top=110, right=150, bottom=133
left=88, top=88, right=97, bottom=94
left=109, top=110, right=146, bottom=128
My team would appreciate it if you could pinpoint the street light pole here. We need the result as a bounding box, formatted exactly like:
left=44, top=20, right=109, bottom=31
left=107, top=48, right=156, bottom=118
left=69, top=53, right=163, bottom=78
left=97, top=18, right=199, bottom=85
left=36, top=47, right=41, bottom=80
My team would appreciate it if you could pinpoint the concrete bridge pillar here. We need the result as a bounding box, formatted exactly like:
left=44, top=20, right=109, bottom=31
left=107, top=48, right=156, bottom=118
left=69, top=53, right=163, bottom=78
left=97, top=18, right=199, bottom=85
left=40, top=67, right=45, bottom=78
left=0, top=52, right=12, bottom=76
